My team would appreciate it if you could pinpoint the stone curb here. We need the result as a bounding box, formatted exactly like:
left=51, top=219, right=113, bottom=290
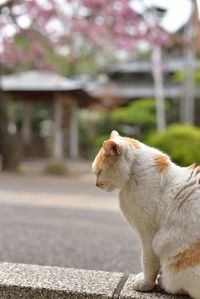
left=0, top=263, right=190, bottom=299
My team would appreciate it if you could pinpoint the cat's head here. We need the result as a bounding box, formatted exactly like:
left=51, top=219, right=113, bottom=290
left=92, top=130, right=139, bottom=192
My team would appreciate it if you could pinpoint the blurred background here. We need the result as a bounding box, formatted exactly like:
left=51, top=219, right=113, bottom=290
left=0, top=0, right=200, bottom=274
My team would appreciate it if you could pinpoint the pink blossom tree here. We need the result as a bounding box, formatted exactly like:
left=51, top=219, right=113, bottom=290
left=0, top=0, right=68, bottom=70
left=0, top=0, right=169, bottom=70
left=70, top=0, right=169, bottom=54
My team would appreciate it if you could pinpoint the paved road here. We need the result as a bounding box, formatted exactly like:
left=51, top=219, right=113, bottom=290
left=0, top=173, right=141, bottom=274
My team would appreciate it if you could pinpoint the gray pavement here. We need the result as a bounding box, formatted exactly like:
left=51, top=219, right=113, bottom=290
left=0, top=173, right=141, bottom=274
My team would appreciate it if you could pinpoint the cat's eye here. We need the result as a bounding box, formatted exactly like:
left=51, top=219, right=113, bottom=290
left=97, top=169, right=102, bottom=177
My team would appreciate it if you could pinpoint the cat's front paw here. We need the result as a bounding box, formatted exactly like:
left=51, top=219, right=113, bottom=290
left=132, top=272, right=155, bottom=292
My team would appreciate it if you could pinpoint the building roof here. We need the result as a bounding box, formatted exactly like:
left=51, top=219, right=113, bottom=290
left=105, top=57, right=200, bottom=74
left=1, top=70, right=85, bottom=92
left=88, top=81, right=200, bottom=105
left=1, top=70, right=100, bottom=108
left=89, top=82, right=180, bottom=99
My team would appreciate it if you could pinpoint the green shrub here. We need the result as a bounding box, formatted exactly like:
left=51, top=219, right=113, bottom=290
left=44, top=160, right=68, bottom=175
left=112, top=99, right=156, bottom=126
left=93, top=134, right=110, bottom=149
left=79, top=109, right=117, bottom=159
left=147, top=124, right=200, bottom=166
left=111, top=98, right=172, bottom=140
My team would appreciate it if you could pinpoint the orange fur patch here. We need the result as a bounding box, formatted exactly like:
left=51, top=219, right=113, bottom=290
left=95, top=148, right=106, bottom=170
left=155, top=154, right=170, bottom=173
left=195, top=166, right=200, bottom=174
left=189, top=163, right=197, bottom=170
left=170, top=239, right=200, bottom=272
left=188, top=163, right=200, bottom=183
left=123, top=137, right=140, bottom=149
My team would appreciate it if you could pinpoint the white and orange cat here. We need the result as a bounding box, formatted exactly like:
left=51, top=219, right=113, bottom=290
left=92, top=130, right=200, bottom=299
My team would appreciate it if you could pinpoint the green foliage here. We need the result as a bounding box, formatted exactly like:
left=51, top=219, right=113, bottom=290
left=111, top=98, right=158, bottom=140
left=31, top=106, right=53, bottom=133
left=44, top=160, right=68, bottom=175
left=112, top=99, right=156, bottom=126
left=93, top=133, right=110, bottom=149
left=79, top=109, right=116, bottom=159
left=9, top=31, right=99, bottom=76
left=9, top=33, right=73, bottom=76
left=173, top=69, right=200, bottom=86
left=173, top=70, right=185, bottom=83
left=72, top=46, right=100, bottom=76
left=147, top=124, right=200, bottom=166
left=194, top=70, right=200, bottom=86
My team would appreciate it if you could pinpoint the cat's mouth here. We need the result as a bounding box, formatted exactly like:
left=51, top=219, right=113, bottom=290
left=96, top=184, right=115, bottom=192
left=102, top=185, right=115, bottom=192
left=96, top=181, right=115, bottom=192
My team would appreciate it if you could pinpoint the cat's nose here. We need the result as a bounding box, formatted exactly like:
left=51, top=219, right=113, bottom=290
left=96, top=181, right=102, bottom=188
left=96, top=181, right=100, bottom=187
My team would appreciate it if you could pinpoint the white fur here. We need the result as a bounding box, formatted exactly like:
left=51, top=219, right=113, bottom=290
left=92, top=132, right=200, bottom=299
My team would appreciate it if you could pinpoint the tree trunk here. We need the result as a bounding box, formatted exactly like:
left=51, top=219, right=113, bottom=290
left=0, top=73, right=20, bottom=170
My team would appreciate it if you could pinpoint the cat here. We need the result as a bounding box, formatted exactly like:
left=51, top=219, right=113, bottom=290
left=92, top=130, right=200, bottom=299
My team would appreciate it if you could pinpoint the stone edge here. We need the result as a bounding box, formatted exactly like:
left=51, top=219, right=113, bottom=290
left=0, top=262, right=190, bottom=299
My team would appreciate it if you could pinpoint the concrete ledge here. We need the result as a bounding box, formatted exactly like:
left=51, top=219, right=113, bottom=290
left=0, top=263, right=190, bottom=299
left=120, top=275, right=188, bottom=299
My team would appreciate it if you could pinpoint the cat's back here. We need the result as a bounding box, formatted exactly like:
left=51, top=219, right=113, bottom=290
left=154, top=164, right=200, bottom=257
left=165, top=163, right=200, bottom=211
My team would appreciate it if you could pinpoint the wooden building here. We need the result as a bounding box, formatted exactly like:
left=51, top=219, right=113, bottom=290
left=88, top=57, right=200, bottom=108
left=1, top=70, right=98, bottom=160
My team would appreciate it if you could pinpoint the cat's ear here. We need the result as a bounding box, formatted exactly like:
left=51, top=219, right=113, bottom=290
left=103, top=140, right=120, bottom=156
left=110, top=130, right=119, bottom=139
